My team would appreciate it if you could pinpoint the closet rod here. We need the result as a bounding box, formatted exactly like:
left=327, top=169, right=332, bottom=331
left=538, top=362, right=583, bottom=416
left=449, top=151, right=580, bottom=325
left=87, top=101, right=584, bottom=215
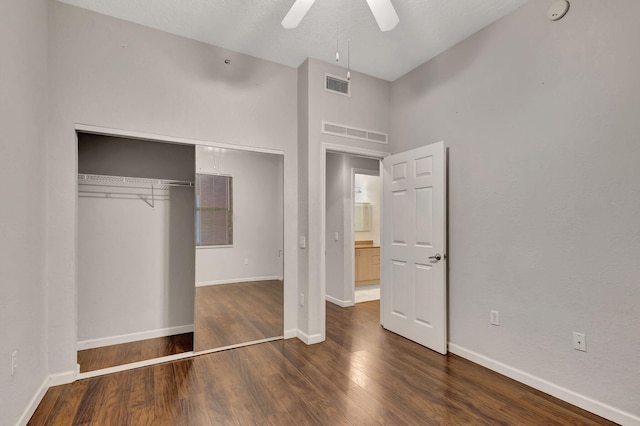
left=77, top=173, right=194, bottom=189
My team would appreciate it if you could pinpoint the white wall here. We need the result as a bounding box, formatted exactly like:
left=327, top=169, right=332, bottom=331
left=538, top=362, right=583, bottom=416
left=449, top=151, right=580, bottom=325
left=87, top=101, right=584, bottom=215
left=77, top=135, right=195, bottom=345
left=301, top=58, right=391, bottom=341
left=0, top=0, right=49, bottom=424
left=325, top=154, right=379, bottom=306
left=391, top=0, right=640, bottom=421
left=196, top=146, right=284, bottom=285
left=47, top=2, right=298, bottom=376
left=354, top=173, right=381, bottom=245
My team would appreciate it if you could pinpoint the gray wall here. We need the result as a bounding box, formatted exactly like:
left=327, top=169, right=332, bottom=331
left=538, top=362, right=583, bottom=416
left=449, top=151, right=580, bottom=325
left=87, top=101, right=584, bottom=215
left=47, top=2, right=298, bottom=376
left=301, top=58, right=391, bottom=341
left=391, top=0, right=640, bottom=418
left=0, top=0, right=49, bottom=424
left=77, top=135, right=195, bottom=344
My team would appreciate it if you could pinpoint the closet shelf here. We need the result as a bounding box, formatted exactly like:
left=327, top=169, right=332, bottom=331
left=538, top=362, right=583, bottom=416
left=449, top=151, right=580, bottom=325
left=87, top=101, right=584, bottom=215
left=77, top=173, right=194, bottom=190
left=77, top=174, right=194, bottom=207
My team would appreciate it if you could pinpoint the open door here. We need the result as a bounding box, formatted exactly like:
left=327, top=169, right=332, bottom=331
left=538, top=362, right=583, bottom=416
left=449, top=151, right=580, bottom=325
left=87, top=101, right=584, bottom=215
left=381, top=142, right=447, bottom=354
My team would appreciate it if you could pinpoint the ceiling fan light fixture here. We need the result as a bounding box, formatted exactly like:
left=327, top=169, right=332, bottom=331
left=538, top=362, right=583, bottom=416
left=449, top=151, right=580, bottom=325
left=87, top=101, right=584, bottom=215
left=365, top=0, right=399, bottom=32
left=281, top=0, right=316, bottom=29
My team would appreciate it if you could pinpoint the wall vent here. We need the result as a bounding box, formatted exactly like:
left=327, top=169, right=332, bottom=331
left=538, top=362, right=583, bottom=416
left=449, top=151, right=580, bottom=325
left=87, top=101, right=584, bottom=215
left=322, top=121, right=388, bottom=145
left=325, top=73, right=350, bottom=96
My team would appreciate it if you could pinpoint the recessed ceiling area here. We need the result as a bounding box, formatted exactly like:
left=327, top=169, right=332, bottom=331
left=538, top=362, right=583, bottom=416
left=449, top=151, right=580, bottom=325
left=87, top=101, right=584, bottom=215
left=56, top=0, right=527, bottom=81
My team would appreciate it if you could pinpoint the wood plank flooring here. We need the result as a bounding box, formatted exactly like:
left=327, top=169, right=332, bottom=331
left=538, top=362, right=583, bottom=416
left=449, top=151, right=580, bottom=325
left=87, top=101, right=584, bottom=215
left=195, top=280, right=283, bottom=352
left=77, top=333, right=193, bottom=373
left=31, top=301, right=615, bottom=425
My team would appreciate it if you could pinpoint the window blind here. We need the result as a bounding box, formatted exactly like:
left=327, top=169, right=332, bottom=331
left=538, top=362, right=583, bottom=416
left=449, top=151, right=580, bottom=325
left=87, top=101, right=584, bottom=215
left=195, top=174, right=233, bottom=246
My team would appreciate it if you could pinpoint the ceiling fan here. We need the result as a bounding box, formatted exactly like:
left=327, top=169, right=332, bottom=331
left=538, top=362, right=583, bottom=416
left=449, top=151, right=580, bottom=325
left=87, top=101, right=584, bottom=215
left=281, top=0, right=399, bottom=32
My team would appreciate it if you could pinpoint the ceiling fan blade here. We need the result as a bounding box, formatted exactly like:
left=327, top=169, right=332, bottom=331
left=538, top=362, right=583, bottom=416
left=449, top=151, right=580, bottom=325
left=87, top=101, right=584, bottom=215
left=365, top=0, right=399, bottom=32
left=281, top=0, right=316, bottom=29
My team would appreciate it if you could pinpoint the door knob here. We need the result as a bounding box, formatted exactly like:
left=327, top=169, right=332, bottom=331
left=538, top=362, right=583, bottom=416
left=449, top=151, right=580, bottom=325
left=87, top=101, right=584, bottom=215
left=429, top=253, right=442, bottom=262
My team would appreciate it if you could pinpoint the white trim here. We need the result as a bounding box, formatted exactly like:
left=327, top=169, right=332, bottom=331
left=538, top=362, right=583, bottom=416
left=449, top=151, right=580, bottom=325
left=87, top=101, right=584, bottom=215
left=74, top=124, right=284, bottom=156
left=194, top=336, right=283, bottom=357
left=77, top=324, right=194, bottom=350
left=296, top=329, right=324, bottom=345
left=77, top=336, right=284, bottom=380
left=449, top=343, right=640, bottom=426
left=325, top=294, right=354, bottom=307
left=78, top=351, right=196, bottom=380
left=48, top=370, right=77, bottom=386
left=16, top=377, right=49, bottom=426
left=196, top=276, right=283, bottom=287
left=322, top=121, right=388, bottom=145
left=283, top=328, right=297, bottom=339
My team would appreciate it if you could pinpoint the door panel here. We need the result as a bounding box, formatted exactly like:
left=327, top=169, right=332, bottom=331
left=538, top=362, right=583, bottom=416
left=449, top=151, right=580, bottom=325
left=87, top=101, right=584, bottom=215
left=382, top=142, right=447, bottom=354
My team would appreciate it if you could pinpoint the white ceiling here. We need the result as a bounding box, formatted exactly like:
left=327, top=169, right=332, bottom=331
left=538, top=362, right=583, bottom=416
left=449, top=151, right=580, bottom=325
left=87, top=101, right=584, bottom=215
left=56, top=0, right=527, bottom=82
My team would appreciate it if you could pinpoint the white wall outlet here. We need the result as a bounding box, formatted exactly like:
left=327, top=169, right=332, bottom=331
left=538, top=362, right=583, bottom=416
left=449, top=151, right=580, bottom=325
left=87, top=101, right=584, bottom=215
left=10, top=351, right=17, bottom=376
left=573, top=332, right=587, bottom=352
left=243, top=258, right=249, bottom=265
left=299, top=293, right=305, bottom=307
left=299, top=236, right=306, bottom=249
left=490, top=310, right=500, bottom=326
left=334, top=232, right=339, bottom=241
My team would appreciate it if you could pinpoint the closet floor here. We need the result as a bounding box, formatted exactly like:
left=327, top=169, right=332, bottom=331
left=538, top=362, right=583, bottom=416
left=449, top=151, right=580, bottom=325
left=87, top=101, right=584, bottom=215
left=77, top=333, right=193, bottom=373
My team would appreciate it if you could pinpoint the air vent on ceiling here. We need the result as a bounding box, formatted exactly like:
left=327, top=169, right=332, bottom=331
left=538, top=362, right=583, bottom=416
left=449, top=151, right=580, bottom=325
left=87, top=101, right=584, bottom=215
left=325, top=73, right=350, bottom=96
left=322, top=121, right=388, bottom=145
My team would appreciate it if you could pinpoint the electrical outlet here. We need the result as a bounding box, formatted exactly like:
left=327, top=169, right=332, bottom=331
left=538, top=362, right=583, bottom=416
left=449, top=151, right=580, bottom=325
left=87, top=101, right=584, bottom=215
left=299, top=236, right=306, bottom=249
left=299, top=293, right=305, bottom=307
left=573, top=332, right=586, bottom=352
left=490, top=310, right=500, bottom=326
left=243, top=258, right=249, bottom=265
left=11, top=351, right=17, bottom=376
left=334, top=232, right=339, bottom=241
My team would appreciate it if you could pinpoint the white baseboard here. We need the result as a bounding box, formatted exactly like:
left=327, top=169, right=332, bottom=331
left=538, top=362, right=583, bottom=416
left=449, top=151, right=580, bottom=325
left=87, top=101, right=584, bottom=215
left=283, top=328, right=297, bottom=339
left=296, top=329, right=324, bottom=345
left=196, top=276, right=283, bottom=287
left=325, top=295, right=354, bottom=307
left=16, top=377, right=49, bottom=426
left=449, top=343, right=640, bottom=426
left=48, top=369, right=77, bottom=387
left=17, top=369, right=77, bottom=426
left=77, top=324, right=194, bottom=350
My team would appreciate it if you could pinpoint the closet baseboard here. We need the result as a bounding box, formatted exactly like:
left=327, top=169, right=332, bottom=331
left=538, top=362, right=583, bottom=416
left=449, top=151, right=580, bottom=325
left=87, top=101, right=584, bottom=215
left=325, top=295, right=354, bottom=307
left=77, top=324, right=194, bottom=350
left=196, top=276, right=283, bottom=287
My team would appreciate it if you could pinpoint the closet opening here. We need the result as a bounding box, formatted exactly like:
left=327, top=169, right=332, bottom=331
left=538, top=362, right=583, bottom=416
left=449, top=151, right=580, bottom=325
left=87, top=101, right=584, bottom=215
left=76, top=132, right=196, bottom=373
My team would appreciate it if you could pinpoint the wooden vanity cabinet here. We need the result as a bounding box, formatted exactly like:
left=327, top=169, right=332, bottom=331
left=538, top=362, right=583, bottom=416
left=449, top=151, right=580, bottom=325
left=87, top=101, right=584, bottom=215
left=355, top=241, right=380, bottom=286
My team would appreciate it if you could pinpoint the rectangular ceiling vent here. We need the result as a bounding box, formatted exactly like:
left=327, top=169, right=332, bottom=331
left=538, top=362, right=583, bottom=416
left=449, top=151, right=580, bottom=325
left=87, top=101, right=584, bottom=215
left=325, top=73, right=350, bottom=96
left=322, top=121, right=388, bottom=145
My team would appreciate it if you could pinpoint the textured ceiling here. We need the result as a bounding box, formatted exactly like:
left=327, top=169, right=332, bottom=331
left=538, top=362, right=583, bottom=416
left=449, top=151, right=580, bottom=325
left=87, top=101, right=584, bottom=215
left=55, top=0, right=527, bottom=81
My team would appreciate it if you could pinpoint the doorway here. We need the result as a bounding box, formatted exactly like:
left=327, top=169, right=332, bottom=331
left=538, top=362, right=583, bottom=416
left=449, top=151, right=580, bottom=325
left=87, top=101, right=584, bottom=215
left=323, top=145, right=386, bottom=320
left=353, top=170, right=382, bottom=304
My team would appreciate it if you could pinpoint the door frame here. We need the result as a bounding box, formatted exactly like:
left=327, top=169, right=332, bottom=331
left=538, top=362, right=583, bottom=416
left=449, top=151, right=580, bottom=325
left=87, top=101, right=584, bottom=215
left=348, top=167, right=382, bottom=306
left=74, top=123, right=293, bottom=379
left=320, top=143, right=389, bottom=335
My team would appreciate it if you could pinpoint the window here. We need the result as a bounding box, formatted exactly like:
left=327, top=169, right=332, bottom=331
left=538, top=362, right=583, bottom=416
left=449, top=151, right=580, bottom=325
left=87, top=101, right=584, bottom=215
left=195, top=174, right=232, bottom=246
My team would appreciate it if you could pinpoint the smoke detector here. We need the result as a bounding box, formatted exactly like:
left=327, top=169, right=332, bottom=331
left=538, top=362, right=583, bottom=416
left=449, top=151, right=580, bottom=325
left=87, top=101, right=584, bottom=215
left=548, top=0, right=570, bottom=21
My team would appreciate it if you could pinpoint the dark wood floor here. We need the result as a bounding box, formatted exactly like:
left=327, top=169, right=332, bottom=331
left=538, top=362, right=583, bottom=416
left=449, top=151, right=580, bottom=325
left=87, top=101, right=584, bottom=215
left=77, top=333, right=193, bottom=373
left=31, top=301, right=614, bottom=425
left=195, top=280, right=283, bottom=352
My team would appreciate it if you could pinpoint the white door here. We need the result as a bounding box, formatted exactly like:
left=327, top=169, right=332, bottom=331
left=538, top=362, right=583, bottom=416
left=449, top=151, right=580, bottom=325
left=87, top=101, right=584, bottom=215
left=381, top=142, right=447, bottom=354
